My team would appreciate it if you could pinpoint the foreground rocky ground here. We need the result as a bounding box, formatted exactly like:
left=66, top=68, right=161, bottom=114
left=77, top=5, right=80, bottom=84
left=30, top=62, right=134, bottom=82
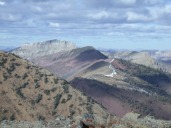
left=1, top=113, right=171, bottom=128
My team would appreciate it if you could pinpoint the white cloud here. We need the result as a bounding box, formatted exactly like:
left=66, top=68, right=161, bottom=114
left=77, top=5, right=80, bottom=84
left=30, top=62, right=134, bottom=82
left=49, top=22, right=60, bottom=28
left=127, top=12, right=151, bottom=22
left=164, top=5, right=171, bottom=13
left=106, top=32, right=125, bottom=36
left=144, top=0, right=162, bottom=4
left=0, top=13, right=21, bottom=21
left=87, top=11, right=119, bottom=21
left=147, top=4, right=171, bottom=22
left=87, top=11, right=110, bottom=20
left=0, top=1, right=5, bottom=6
left=31, top=6, right=43, bottom=13
left=25, top=19, right=36, bottom=27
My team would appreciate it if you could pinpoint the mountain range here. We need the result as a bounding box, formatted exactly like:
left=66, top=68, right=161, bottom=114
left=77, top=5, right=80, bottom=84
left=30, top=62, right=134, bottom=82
left=1, top=39, right=171, bottom=127
left=102, top=50, right=171, bottom=73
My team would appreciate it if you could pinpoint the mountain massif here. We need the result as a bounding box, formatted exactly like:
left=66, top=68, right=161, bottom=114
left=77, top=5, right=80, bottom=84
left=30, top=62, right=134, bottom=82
left=11, top=39, right=76, bottom=60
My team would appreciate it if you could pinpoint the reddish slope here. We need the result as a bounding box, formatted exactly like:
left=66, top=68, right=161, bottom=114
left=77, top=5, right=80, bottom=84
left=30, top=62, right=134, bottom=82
left=32, top=46, right=107, bottom=80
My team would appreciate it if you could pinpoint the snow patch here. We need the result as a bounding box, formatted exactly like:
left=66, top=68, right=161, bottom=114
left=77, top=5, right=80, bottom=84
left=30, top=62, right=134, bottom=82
left=105, top=58, right=117, bottom=77
left=129, top=87, right=149, bottom=94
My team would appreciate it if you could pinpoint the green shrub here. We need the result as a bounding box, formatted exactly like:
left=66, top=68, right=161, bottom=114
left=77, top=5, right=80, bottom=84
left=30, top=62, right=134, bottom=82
left=35, top=82, right=40, bottom=88
left=44, top=77, right=48, bottom=83
left=0, top=57, right=7, bottom=67
left=37, top=115, right=45, bottom=121
left=61, top=99, right=66, bottom=103
left=67, top=94, right=72, bottom=101
left=14, top=74, right=21, bottom=78
left=7, top=64, right=15, bottom=73
left=13, top=63, right=21, bottom=66
left=44, top=90, right=50, bottom=95
left=16, top=88, right=25, bottom=99
left=62, top=84, right=69, bottom=93
left=53, top=78, right=59, bottom=84
left=35, top=94, right=43, bottom=103
left=69, top=108, right=75, bottom=117
left=22, top=73, right=28, bottom=79
left=20, top=82, right=28, bottom=89
left=10, top=114, right=15, bottom=121
left=51, top=87, right=57, bottom=92
left=54, top=94, right=62, bottom=109
left=3, top=72, right=8, bottom=81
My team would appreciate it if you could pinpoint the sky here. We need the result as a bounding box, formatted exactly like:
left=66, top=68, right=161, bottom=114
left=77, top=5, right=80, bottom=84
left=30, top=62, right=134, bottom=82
left=0, top=0, right=171, bottom=50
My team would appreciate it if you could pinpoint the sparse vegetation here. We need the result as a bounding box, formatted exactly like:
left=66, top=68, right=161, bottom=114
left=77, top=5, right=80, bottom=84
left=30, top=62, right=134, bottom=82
left=119, top=59, right=170, bottom=85
left=0, top=51, right=110, bottom=123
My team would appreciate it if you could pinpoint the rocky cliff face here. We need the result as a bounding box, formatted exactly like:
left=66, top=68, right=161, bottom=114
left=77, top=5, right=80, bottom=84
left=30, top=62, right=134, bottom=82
left=11, top=39, right=76, bottom=60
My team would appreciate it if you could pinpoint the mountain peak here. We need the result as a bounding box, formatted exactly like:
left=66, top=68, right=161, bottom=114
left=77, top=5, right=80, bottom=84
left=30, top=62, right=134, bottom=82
left=11, top=39, right=77, bottom=59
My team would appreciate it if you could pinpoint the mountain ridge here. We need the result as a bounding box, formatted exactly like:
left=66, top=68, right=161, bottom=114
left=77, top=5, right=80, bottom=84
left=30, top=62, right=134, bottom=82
left=31, top=46, right=108, bottom=80
left=0, top=51, right=109, bottom=124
